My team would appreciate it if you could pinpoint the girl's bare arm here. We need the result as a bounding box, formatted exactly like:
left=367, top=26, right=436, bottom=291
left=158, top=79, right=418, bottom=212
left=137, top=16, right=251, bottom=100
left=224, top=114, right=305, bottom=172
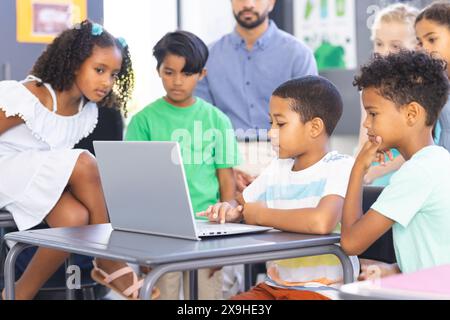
left=0, top=109, right=24, bottom=135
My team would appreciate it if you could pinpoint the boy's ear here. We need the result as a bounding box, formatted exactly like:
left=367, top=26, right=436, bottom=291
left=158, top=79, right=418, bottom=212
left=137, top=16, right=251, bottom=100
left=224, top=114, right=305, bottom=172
left=404, top=102, right=422, bottom=126
left=199, top=68, right=207, bottom=81
left=309, top=117, right=325, bottom=138
left=157, top=66, right=164, bottom=78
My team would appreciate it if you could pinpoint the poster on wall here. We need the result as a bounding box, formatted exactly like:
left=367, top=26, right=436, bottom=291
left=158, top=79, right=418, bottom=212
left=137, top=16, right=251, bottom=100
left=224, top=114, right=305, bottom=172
left=17, top=0, right=87, bottom=43
left=294, top=0, right=357, bottom=71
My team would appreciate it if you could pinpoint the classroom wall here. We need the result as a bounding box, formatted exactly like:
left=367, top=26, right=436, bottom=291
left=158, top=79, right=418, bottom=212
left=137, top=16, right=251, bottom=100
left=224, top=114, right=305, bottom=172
left=180, top=0, right=235, bottom=45
left=104, top=0, right=178, bottom=114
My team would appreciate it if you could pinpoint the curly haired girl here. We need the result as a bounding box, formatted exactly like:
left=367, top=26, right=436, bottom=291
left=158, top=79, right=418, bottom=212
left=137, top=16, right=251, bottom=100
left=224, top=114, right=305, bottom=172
left=0, top=20, right=157, bottom=300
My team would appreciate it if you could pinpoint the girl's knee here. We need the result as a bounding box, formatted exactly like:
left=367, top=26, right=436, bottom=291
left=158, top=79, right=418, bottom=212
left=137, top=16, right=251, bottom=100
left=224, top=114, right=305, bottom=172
left=76, top=151, right=97, bottom=171
left=64, top=206, right=90, bottom=227
left=72, top=151, right=100, bottom=181
left=46, top=192, right=91, bottom=228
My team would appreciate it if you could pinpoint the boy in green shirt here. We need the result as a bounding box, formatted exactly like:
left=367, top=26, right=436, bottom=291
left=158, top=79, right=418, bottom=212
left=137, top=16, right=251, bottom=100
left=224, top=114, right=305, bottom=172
left=126, top=31, right=240, bottom=299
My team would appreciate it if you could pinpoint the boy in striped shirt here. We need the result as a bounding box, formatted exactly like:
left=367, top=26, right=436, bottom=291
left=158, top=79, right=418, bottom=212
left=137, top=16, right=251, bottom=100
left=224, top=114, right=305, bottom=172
left=198, top=76, right=359, bottom=299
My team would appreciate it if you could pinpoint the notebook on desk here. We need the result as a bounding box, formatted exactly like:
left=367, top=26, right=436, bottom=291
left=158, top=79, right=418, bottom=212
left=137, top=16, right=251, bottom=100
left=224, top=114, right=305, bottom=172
left=93, top=141, right=272, bottom=240
left=356, top=264, right=450, bottom=299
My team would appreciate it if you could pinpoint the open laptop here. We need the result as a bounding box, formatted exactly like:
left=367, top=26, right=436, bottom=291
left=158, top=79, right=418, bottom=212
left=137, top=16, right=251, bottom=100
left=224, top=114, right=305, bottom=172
left=93, top=141, right=272, bottom=240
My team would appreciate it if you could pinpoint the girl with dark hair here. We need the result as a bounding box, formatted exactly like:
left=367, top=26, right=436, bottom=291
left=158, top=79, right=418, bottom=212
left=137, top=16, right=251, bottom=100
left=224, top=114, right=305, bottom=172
left=0, top=20, right=158, bottom=300
left=416, top=1, right=450, bottom=152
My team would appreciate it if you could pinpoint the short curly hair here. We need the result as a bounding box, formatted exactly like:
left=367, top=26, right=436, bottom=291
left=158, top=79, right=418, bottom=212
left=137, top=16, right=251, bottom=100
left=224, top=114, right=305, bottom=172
left=31, top=20, right=134, bottom=114
left=353, top=50, right=449, bottom=126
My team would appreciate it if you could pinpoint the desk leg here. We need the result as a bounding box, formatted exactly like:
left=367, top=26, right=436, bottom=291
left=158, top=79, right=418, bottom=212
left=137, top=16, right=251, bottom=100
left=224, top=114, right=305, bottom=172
left=189, top=270, right=198, bottom=300
left=4, top=243, right=33, bottom=300
left=244, top=264, right=253, bottom=291
left=140, top=265, right=168, bottom=300
left=330, top=245, right=354, bottom=284
left=139, top=244, right=354, bottom=300
left=141, top=267, right=201, bottom=301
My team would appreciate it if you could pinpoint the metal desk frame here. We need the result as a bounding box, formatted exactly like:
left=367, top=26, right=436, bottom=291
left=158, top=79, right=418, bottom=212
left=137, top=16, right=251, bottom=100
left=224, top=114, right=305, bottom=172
left=4, top=224, right=354, bottom=300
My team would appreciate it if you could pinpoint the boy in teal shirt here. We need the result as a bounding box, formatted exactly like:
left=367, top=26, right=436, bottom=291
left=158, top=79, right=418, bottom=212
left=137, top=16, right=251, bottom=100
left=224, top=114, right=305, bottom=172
left=125, top=31, right=240, bottom=300
left=341, top=50, right=450, bottom=277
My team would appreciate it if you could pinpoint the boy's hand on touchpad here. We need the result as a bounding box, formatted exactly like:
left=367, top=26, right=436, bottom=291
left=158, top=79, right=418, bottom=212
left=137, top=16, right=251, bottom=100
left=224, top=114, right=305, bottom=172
left=196, top=203, right=243, bottom=224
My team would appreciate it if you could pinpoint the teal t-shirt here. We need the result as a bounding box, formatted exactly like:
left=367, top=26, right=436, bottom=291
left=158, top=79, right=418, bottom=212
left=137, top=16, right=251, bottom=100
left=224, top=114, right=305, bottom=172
left=371, top=122, right=442, bottom=186
left=371, top=149, right=401, bottom=187
left=125, top=97, right=240, bottom=218
left=371, top=145, right=450, bottom=273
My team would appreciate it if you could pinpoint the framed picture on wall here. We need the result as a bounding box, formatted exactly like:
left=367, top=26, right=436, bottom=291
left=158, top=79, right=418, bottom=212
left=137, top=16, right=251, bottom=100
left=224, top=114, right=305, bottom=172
left=16, top=0, right=87, bottom=43
left=294, top=0, right=357, bottom=71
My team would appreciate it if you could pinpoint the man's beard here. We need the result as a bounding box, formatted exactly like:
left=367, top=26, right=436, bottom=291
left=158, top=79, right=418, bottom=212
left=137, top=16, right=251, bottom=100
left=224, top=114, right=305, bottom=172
left=234, top=9, right=269, bottom=29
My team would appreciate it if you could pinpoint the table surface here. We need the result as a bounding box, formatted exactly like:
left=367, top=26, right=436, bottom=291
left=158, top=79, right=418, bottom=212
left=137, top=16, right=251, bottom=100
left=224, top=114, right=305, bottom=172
left=5, top=224, right=342, bottom=266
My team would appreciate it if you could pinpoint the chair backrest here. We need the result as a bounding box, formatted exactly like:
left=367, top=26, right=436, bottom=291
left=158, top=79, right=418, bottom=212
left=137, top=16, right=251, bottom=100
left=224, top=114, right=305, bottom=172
left=362, top=186, right=384, bottom=213
left=359, top=186, right=396, bottom=263
left=0, top=209, right=15, bottom=228
left=0, top=208, right=16, bottom=292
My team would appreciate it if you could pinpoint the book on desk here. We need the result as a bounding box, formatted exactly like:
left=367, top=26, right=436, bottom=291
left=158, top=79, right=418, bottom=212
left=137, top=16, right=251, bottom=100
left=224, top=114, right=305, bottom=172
left=341, top=264, right=450, bottom=300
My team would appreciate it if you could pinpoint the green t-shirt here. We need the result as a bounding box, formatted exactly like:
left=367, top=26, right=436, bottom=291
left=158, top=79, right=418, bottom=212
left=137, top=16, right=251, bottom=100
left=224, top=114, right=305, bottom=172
left=125, top=97, right=240, bottom=218
left=372, top=146, right=450, bottom=273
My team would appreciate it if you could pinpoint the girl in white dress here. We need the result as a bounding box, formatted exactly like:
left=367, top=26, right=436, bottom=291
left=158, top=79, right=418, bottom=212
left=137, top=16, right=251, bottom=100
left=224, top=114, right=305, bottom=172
left=0, top=20, right=156, bottom=300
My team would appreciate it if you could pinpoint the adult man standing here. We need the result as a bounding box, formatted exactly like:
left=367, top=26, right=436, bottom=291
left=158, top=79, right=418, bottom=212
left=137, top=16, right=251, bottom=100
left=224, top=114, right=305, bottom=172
left=196, top=0, right=318, bottom=191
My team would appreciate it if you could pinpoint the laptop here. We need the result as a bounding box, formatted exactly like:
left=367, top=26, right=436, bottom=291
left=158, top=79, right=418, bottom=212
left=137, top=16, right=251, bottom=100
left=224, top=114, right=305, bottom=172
left=93, top=141, right=272, bottom=240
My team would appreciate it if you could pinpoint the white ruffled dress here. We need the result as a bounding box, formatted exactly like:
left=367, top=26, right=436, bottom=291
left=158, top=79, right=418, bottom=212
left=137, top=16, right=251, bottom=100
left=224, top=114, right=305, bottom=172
left=0, top=76, right=98, bottom=230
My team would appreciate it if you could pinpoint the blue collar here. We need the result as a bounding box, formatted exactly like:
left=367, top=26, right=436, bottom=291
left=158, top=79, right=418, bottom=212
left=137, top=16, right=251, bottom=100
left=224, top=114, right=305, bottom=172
left=231, top=20, right=278, bottom=50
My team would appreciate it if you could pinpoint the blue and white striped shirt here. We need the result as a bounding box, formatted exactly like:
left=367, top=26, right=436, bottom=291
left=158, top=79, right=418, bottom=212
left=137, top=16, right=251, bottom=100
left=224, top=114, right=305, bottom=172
left=243, top=152, right=360, bottom=299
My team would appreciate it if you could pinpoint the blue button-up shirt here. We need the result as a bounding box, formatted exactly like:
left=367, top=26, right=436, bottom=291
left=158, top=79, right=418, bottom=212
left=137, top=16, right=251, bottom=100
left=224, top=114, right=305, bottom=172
left=195, top=21, right=318, bottom=140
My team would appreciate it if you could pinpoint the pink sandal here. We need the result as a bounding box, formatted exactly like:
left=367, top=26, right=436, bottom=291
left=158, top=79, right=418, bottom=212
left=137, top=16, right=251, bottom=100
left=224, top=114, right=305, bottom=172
left=91, top=260, right=159, bottom=300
